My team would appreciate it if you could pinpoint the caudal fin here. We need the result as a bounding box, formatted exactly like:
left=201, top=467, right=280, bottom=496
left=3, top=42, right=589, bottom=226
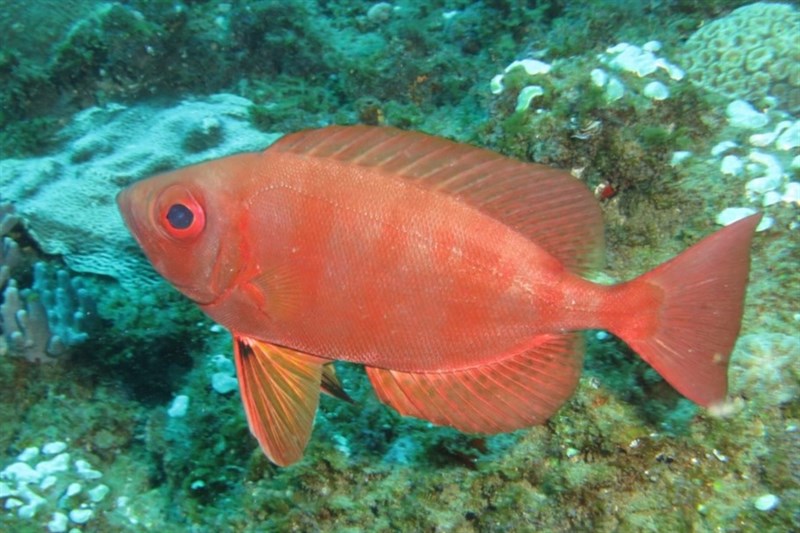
left=608, top=214, right=761, bottom=407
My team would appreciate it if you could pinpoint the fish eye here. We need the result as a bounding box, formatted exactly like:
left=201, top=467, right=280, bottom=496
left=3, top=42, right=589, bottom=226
left=167, top=203, right=194, bottom=229
left=158, top=188, right=206, bottom=240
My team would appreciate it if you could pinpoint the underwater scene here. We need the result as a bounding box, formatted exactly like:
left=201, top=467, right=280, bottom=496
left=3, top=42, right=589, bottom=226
left=0, top=1, right=798, bottom=531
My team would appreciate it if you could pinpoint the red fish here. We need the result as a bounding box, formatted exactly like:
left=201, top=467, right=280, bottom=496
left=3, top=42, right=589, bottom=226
left=117, top=126, right=760, bottom=466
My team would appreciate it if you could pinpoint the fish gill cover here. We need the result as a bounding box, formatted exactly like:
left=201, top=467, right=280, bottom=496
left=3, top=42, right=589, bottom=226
left=0, top=1, right=798, bottom=532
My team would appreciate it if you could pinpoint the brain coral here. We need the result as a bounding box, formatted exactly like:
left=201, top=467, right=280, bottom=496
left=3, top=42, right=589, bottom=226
left=681, top=2, right=800, bottom=112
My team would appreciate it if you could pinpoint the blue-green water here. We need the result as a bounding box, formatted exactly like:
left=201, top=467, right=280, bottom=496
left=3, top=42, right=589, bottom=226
left=0, top=1, right=798, bottom=531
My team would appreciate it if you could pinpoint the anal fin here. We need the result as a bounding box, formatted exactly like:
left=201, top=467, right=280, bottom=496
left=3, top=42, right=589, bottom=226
left=365, top=333, right=583, bottom=433
left=233, top=337, right=328, bottom=466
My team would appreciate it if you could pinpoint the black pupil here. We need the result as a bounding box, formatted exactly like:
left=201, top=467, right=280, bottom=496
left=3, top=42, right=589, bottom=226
left=166, top=204, right=194, bottom=230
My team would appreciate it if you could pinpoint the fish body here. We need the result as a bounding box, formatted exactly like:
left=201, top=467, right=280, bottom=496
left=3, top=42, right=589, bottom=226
left=188, top=144, right=596, bottom=370
left=117, top=126, right=760, bottom=466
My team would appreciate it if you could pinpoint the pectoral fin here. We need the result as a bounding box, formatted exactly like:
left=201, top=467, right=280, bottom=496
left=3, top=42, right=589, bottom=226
left=233, top=336, right=330, bottom=466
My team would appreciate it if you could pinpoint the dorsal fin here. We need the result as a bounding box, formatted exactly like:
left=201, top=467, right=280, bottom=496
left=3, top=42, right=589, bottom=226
left=269, top=125, right=605, bottom=274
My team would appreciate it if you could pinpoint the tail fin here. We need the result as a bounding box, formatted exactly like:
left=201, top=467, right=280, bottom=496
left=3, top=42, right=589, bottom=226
left=607, top=214, right=761, bottom=407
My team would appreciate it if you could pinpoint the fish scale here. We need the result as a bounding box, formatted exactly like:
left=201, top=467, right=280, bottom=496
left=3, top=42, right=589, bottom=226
left=118, top=125, right=760, bottom=466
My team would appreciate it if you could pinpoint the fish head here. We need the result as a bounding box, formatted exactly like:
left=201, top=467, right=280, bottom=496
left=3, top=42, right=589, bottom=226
left=117, top=152, right=260, bottom=305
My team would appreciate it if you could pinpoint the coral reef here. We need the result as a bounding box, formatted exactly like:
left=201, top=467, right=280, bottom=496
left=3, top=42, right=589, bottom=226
left=681, top=2, right=800, bottom=112
left=0, top=280, right=55, bottom=362
left=730, top=333, right=800, bottom=408
left=0, top=95, right=279, bottom=290
left=0, top=440, right=110, bottom=531
left=0, top=1, right=797, bottom=531
left=0, top=202, right=21, bottom=289
left=480, top=38, right=719, bottom=261
left=1, top=203, right=96, bottom=362
left=1, top=262, right=96, bottom=363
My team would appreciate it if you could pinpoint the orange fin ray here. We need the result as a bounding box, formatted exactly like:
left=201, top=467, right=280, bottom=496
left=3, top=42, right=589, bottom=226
left=270, top=126, right=604, bottom=274
left=233, top=337, right=326, bottom=466
left=244, top=261, right=309, bottom=322
left=365, top=333, right=583, bottom=433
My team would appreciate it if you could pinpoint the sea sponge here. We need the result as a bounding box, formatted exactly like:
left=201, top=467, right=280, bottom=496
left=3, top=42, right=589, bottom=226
left=680, top=3, right=800, bottom=112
